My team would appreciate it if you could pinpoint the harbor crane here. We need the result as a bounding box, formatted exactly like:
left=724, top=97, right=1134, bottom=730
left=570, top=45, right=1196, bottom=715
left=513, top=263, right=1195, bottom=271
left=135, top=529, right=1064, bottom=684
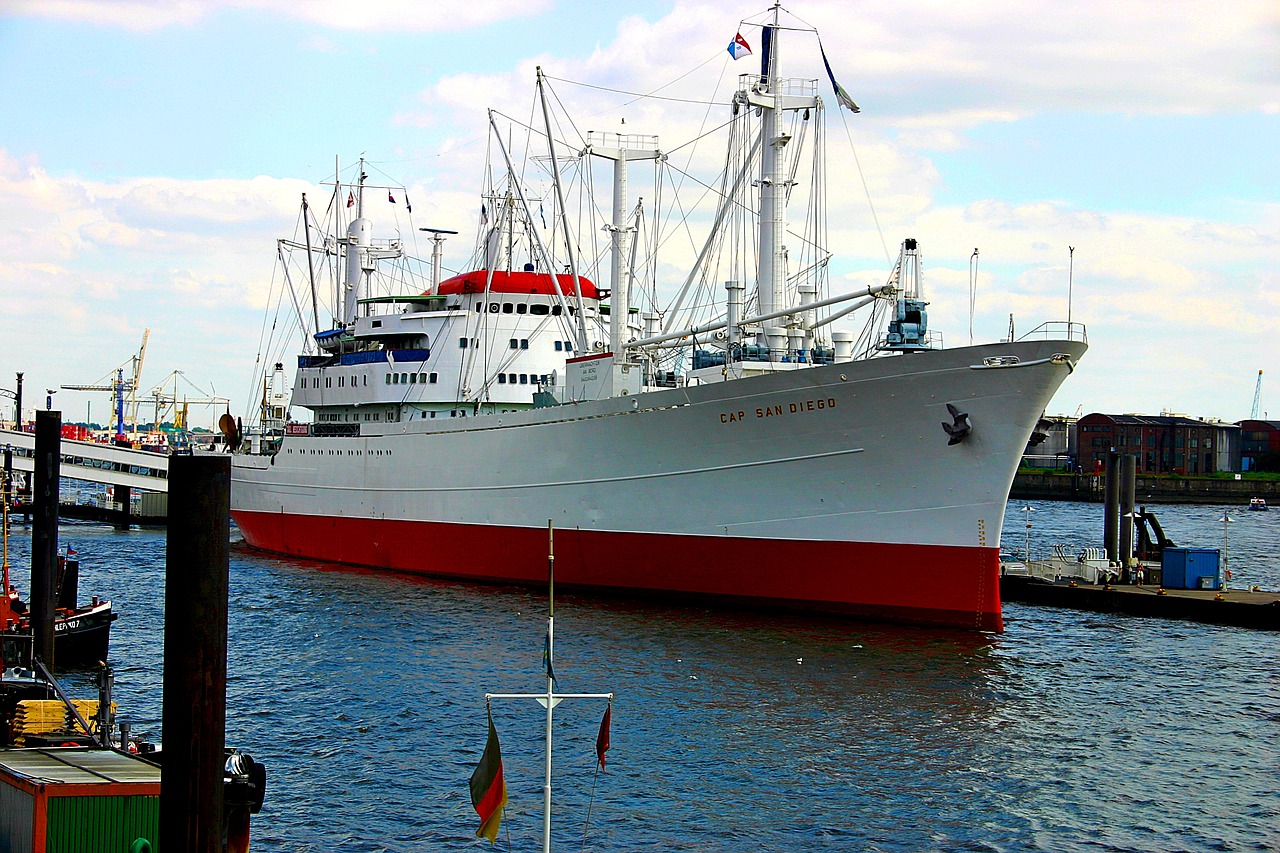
left=1251, top=370, right=1263, bottom=419
left=60, top=330, right=150, bottom=442
left=148, top=370, right=229, bottom=430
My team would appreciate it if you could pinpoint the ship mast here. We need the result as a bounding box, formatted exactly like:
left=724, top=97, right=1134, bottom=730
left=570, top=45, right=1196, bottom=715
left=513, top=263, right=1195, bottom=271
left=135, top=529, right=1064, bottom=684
left=341, top=160, right=371, bottom=327
left=748, top=6, right=819, bottom=361
left=587, top=132, right=661, bottom=358
left=757, top=6, right=784, bottom=324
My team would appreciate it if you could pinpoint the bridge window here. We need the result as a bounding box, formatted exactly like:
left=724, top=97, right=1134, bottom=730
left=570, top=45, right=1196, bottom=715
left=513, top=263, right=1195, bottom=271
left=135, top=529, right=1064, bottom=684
left=498, top=374, right=507, bottom=384
left=516, top=304, right=527, bottom=315
left=488, top=303, right=499, bottom=313
left=531, top=304, right=549, bottom=316
left=520, top=339, right=529, bottom=349
left=502, top=303, right=514, bottom=314
left=509, top=339, right=519, bottom=349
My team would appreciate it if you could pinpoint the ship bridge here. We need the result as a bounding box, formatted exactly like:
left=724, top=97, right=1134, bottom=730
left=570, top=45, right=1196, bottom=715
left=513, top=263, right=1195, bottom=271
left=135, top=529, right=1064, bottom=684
left=1, top=428, right=169, bottom=493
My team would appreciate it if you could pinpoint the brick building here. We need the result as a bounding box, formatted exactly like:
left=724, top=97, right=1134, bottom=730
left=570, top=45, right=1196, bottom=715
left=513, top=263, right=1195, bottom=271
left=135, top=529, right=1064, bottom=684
left=1237, top=419, right=1280, bottom=471
left=1076, top=413, right=1241, bottom=475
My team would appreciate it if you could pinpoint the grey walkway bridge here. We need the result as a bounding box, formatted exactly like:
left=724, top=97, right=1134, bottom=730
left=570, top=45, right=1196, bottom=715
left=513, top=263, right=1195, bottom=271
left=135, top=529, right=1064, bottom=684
left=0, top=428, right=169, bottom=493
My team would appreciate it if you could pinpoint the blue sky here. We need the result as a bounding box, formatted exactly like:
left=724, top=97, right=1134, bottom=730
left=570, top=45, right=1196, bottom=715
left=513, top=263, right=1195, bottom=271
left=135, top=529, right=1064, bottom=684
left=1, top=0, right=1277, bottom=428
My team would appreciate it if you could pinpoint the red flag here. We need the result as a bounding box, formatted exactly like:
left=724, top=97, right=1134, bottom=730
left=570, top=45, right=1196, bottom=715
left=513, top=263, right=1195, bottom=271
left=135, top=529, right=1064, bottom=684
left=595, top=704, right=611, bottom=771
left=346, top=191, right=354, bottom=208
left=469, top=709, right=508, bottom=842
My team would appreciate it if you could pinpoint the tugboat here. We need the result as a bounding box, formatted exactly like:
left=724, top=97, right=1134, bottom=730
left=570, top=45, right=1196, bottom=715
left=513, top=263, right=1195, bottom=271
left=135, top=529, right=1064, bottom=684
left=1247, top=497, right=1268, bottom=512
left=4, top=548, right=117, bottom=669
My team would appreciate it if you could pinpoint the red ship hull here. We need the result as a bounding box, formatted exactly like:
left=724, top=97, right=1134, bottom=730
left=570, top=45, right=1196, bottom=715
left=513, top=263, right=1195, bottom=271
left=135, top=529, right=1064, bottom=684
left=233, top=510, right=1003, bottom=631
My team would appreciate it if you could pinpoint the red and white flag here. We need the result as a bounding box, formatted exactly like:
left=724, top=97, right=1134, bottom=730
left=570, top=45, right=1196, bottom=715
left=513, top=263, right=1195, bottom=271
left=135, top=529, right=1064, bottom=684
left=727, top=32, right=751, bottom=60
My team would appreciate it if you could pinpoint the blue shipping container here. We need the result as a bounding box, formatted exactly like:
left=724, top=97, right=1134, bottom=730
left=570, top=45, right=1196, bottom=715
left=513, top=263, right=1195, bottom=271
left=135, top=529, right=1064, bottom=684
left=1161, top=547, right=1221, bottom=590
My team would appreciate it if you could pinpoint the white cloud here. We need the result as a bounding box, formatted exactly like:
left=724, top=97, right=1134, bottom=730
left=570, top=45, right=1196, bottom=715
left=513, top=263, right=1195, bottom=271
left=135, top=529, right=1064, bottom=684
left=6, top=0, right=550, bottom=32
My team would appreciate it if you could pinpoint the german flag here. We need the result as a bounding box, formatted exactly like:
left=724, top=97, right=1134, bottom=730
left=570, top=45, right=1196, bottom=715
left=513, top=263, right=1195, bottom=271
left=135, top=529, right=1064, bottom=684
left=469, top=708, right=508, bottom=842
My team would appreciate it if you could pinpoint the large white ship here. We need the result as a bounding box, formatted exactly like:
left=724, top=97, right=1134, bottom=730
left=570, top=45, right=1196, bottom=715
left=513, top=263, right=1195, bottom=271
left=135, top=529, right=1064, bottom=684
left=229, top=9, right=1086, bottom=631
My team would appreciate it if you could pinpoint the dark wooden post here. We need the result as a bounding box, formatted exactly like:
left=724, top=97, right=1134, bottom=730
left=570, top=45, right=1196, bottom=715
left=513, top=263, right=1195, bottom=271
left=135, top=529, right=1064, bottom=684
left=160, top=454, right=230, bottom=853
left=31, top=410, right=60, bottom=669
left=117, top=483, right=132, bottom=529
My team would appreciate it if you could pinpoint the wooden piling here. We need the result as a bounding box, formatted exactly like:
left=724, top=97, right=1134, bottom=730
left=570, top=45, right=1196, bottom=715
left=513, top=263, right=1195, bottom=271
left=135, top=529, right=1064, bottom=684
left=30, top=410, right=60, bottom=669
left=160, top=453, right=231, bottom=853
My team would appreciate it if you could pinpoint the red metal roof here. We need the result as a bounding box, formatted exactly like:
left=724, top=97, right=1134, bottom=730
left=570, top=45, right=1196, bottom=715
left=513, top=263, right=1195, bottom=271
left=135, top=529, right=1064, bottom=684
left=435, top=269, right=599, bottom=299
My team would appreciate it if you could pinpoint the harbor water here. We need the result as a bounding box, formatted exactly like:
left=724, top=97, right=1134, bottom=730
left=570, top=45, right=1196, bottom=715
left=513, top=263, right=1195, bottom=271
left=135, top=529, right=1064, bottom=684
left=10, top=499, right=1279, bottom=851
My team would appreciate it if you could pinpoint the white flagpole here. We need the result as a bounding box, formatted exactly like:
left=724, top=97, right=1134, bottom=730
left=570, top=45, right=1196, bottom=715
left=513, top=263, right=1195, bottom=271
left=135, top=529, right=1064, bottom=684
left=482, top=519, right=612, bottom=850
left=543, top=520, right=555, bottom=853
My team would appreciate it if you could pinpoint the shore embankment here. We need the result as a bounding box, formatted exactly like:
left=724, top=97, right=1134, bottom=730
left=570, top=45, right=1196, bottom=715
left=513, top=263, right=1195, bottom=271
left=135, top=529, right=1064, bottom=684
left=1010, top=472, right=1280, bottom=505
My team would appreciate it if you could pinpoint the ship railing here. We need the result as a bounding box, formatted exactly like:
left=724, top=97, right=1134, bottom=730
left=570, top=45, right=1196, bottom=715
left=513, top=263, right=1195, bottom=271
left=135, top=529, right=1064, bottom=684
left=585, top=131, right=660, bottom=151
left=737, top=75, right=818, bottom=98
left=312, top=423, right=361, bottom=438
left=1017, top=321, right=1087, bottom=343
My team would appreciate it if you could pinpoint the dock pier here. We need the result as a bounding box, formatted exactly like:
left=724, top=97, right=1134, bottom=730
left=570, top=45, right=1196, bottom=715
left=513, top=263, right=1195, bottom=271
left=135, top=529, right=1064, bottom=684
left=1002, top=578, right=1280, bottom=630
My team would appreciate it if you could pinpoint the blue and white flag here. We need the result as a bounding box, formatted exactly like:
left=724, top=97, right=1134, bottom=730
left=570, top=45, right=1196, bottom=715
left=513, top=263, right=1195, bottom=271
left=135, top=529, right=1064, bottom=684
left=727, top=31, right=751, bottom=60
left=819, top=42, right=860, bottom=113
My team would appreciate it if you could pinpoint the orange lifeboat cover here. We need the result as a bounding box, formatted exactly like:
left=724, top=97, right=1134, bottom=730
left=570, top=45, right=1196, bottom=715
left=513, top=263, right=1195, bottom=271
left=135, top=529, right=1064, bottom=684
left=434, top=269, right=599, bottom=299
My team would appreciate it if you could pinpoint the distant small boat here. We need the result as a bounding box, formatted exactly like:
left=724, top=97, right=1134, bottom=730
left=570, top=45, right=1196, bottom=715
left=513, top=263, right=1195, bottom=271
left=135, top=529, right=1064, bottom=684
left=1247, top=497, right=1269, bottom=511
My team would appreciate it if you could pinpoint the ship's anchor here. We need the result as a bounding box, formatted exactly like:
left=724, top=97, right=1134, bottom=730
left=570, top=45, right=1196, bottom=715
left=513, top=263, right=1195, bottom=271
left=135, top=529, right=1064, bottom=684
left=942, top=403, right=972, bottom=445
